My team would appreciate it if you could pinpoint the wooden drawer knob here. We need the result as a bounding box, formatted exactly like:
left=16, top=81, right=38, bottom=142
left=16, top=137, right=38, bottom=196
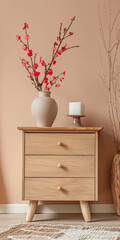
left=58, top=186, right=62, bottom=191
left=57, top=163, right=62, bottom=168
left=57, top=141, right=62, bottom=146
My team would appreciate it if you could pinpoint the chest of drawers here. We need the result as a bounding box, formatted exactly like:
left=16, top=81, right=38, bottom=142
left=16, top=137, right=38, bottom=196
left=18, top=127, right=102, bottom=222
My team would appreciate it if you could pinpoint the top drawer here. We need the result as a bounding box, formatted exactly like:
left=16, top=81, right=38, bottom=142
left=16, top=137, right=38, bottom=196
left=25, top=133, right=95, bottom=155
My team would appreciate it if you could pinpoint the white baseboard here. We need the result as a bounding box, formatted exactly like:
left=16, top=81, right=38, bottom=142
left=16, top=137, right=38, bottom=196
left=0, top=204, right=116, bottom=214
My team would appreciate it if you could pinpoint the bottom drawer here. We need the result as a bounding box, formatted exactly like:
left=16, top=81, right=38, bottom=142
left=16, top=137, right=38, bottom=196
left=25, top=178, right=95, bottom=201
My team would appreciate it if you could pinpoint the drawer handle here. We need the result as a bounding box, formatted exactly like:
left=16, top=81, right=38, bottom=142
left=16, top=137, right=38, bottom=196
left=57, top=163, right=62, bottom=168
left=58, top=186, right=62, bottom=191
left=57, top=141, right=62, bottom=146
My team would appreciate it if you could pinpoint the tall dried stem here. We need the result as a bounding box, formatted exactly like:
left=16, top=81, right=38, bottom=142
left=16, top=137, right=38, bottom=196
left=99, top=2, right=120, bottom=153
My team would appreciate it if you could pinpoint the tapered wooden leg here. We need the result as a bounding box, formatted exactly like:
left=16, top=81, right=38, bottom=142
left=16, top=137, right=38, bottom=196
left=80, top=201, right=91, bottom=222
left=26, top=200, right=38, bottom=222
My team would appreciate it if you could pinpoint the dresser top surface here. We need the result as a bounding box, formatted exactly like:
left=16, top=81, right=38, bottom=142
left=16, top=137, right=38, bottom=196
left=18, top=127, right=103, bottom=133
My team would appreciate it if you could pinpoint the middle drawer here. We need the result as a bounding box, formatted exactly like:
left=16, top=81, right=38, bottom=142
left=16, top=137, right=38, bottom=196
left=25, top=155, right=95, bottom=177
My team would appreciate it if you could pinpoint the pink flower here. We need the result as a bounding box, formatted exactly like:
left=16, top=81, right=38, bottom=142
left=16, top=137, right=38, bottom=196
left=46, top=86, right=50, bottom=91
left=34, top=71, right=40, bottom=76
left=22, top=62, right=26, bottom=67
left=55, top=84, right=60, bottom=87
left=57, top=51, right=61, bottom=56
left=16, top=35, right=21, bottom=41
left=54, top=42, right=58, bottom=46
left=61, top=46, right=66, bottom=51
left=25, top=35, right=30, bottom=40
left=29, top=72, right=33, bottom=77
left=26, top=61, right=29, bottom=64
left=50, top=81, right=53, bottom=86
left=23, top=23, right=29, bottom=30
left=34, top=63, right=38, bottom=69
left=71, top=18, right=75, bottom=21
left=63, top=71, right=66, bottom=75
left=35, top=86, right=38, bottom=89
left=69, top=32, right=73, bottom=35
left=57, top=36, right=61, bottom=41
left=27, top=50, right=33, bottom=56
left=52, top=46, right=56, bottom=51
left=22, top=45, right=27, bottom=51
left=53, top=60, right=56, bottom=65
left=48, top=69, right=53, bottom=75
left=44, top=77, right=48, bottom=83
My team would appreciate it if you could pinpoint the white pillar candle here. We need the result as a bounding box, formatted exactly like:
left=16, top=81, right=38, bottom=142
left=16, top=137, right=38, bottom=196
left=69, top=102, right=85, bottom=116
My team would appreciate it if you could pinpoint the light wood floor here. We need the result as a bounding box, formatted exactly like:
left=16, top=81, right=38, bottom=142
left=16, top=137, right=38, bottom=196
left=0, top=213, right=120, bottom=232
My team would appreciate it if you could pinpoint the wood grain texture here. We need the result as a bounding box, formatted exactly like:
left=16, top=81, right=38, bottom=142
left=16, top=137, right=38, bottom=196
left=111, top=154, right=120, bottom=216
left=25, top=133, right=95, bottom=155
left=22, top=131, right=25, bottom=200
left=95, top=132, right=98, bottom=201
left=25, top=155, right=95, bottom=178
left=25, top=178, right=95, bottom=201
left=18, top=127, right=103, bottom=132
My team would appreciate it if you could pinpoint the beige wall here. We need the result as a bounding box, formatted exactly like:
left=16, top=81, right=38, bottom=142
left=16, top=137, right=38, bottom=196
left=0, top=0, right=118, bottom=204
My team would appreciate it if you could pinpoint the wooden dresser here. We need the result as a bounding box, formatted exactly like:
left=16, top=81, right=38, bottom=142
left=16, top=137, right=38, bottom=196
left=18, top=127, right=102, bottom=222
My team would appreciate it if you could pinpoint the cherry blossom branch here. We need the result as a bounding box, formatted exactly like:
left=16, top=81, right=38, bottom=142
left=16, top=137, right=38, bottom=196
left=17, top=17, right=79, bottom=92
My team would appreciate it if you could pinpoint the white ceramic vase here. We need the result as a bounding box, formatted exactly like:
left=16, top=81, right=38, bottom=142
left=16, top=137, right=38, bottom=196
left=31, top=91, right=58, bottom=127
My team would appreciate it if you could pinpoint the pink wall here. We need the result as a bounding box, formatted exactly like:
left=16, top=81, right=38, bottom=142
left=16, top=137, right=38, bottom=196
left=0, top=0, right=117, bottom=204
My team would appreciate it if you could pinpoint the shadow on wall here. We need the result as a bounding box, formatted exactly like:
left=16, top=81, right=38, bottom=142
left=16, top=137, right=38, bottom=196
left=0, top=154, right=8, bottom=204
left=84, top=113, right=115, bottom=203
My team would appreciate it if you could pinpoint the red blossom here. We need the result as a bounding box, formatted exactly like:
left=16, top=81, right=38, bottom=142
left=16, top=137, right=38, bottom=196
left=54, top=42, right=58, bottom=46
left=22, top=45, right=27, bottom=51
left=46, top=86, right=50, bottom=91
left=57, top=36, right=61, bottom=41
left=71, top=18, right=75, bottom=21
left=26, top=61, right=29, bottom=64
left=22, top=62, right=26, bottom=66
left=40, top=57, right=45, bottom=66
left=60, top=79, right=62, bottom=82
left=48, top=69, right=53, bottom=75
left=61, top=46, right=66, bottom=51
left=53, top=60, right=56, bottom=65
left=27, top=49, right=33, bottom=56
left=63, top=71, right=66, bottom=75
left=23, top=23, right=29, bottom=30
left=34, top=63, right=38, bottom=69
left=52, top=46, right=56, bottom=51
left=34, top=71, right=40, bottom=76
left=55, top=84, right=60, bottom=87
left=44, top=77, right=48, bottom=83
left=16, top=35, right=21, bottom=41
left=57, top=51, right=61, bottom=56
left=69, top=32, right=73, bottom=35
left=41, top=61, right=45, bottom=66
left=25, top=34, right=30, bottom=40
left=50, top=81, right=53, bottom=86
left=35, top=86, right=38, bottom=89
left=53, top=76, right=56, bottom=79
